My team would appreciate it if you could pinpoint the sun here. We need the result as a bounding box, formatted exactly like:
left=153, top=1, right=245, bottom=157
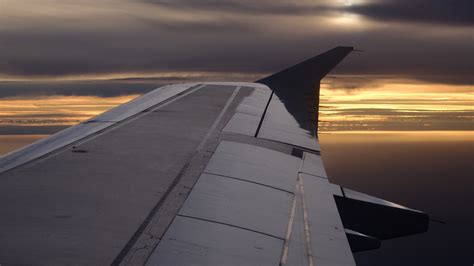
left=343, top=0, right=354, bottom=6
left=331, top=12, right=362, bottom=25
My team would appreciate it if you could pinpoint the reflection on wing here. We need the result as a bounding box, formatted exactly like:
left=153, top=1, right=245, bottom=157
left=0, top=47, right=429, bottom=265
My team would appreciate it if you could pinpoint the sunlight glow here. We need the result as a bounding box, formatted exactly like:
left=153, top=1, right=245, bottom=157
left=318, top=77, right=474, bottom=132
left=342, top=0, right=354, bottom=7
left=330, top=12, right=362, bottom=25
left=0, top=95, right=139, bottom=127
left=0, top=77, right=472, bottom=135
left=319, top=130, right=474, bottom=143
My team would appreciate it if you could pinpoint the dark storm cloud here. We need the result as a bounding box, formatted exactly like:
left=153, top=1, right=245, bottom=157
left=0, top=125, right=68, bottom=135
left=0, top=0, right=472, bottom=86
left=2, top=26, right=472, bottom=85
left=133, top=15, right=254, bottom=33
left=0, top=81, right=158, bottom=98
left=141, top=0, right=324, bottom=16
left=0, top=23, right=260, bottom=76
left=144, top=0, right=474, bottom=26
left=344, top=0, right=474, bottom=26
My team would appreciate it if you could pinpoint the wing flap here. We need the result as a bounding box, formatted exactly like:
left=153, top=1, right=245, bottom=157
left=335, top=188, right=429, bottom=240
left=147, top=140, right=356, bottom=266
left=146, top=216, right=284, bottom=266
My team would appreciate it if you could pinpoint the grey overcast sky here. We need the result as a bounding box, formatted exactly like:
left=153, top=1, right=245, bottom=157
left=1, top=0, right=472, bottom=84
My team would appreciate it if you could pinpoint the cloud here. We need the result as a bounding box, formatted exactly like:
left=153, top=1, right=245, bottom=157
left=0, top=81, right=157, bottom=98
left=0, top=0, right=472, bottom=86
left=140, top=0, right=327, bottom=16
left=0, top=125, right=68, bottom=135
left=343, top=0, right=474, bottom=26
left=145, top=0, right=474, bottom=26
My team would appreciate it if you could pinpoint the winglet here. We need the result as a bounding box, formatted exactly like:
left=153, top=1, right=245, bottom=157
left=256, top=46, right=354, bottom=87
left=255, top=46, right=354, bottom=136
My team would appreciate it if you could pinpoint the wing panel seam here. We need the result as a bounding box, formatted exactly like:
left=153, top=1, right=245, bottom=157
left=254, top=90, right=274, bottom=137
left=298, top=174, right=314, bottom=266
left=201, top=171, right=294, bottom=194
left=176, top=214, right=285, bottom=241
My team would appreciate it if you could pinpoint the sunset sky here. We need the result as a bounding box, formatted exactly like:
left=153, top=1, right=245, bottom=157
left=0, top=0, right=472, bottom=140
left=0, top=1, right=472, bottom=264
left=0, top=0, right=472, bottom=138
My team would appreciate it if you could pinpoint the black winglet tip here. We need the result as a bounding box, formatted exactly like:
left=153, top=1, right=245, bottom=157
left=333, top=46, right=354, bottom=51
left=337, top=46, right=364, bottom=52
left=256, top=46, right=355, bottom=86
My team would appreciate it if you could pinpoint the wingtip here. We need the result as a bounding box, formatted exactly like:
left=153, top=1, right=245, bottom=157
left=256, top=46, right=355, bottom=86
left=337, top=46, right=355, bottom=50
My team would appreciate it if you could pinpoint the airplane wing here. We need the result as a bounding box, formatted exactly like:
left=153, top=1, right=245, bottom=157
left=0, top=47, right=429, bottom=266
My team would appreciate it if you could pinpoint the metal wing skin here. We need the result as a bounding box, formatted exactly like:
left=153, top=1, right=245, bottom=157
left=0, top=47, right=429, bottom=265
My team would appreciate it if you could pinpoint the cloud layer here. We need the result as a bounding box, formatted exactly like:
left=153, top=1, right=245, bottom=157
left=1, top=0, right=472, bottom=85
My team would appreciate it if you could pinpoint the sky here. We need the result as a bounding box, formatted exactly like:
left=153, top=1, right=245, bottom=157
left=0, top=0, right=472, bottom=83
left=0, top=0, right=472, bottom=135
left=0, top=1, right=473, bottom=265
